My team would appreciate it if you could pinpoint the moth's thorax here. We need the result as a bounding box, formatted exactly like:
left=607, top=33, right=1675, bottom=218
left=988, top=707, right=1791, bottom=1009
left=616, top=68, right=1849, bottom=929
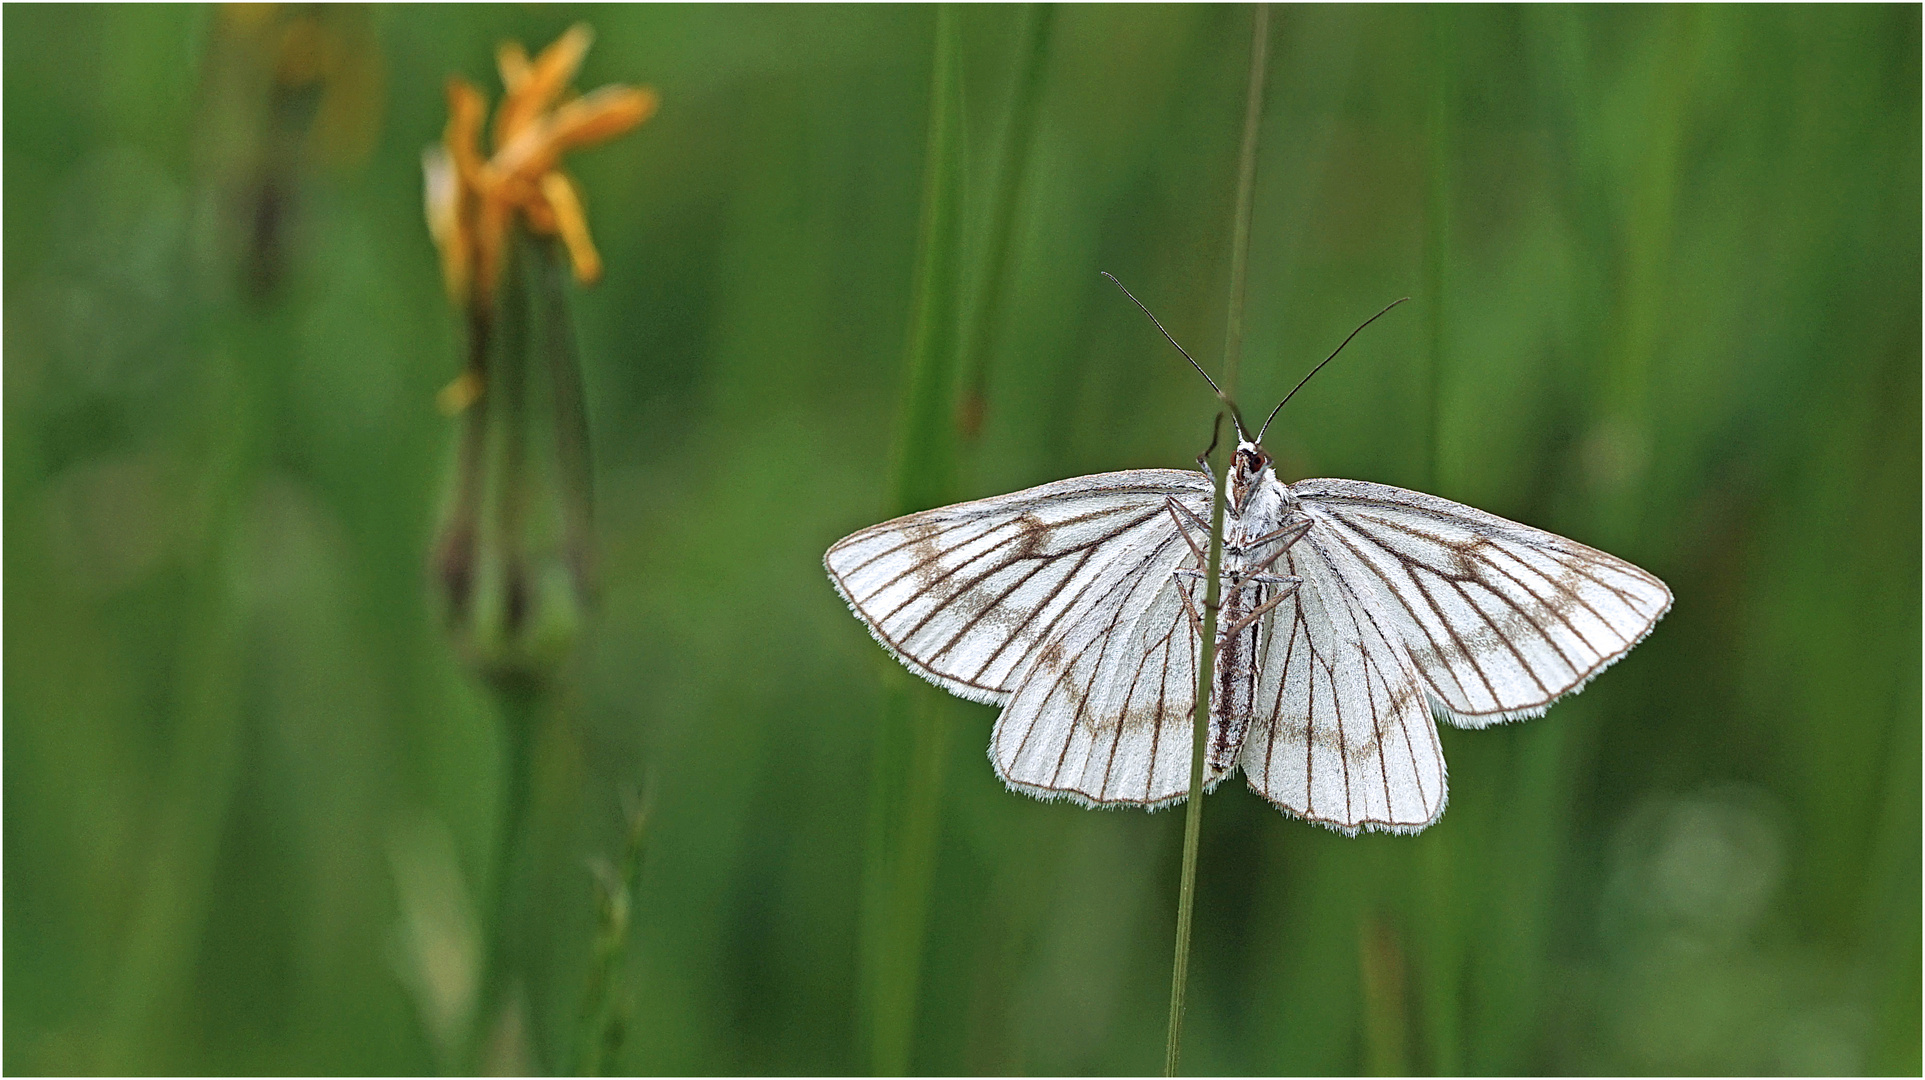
left=1226, top=440, right=1292, bottom=543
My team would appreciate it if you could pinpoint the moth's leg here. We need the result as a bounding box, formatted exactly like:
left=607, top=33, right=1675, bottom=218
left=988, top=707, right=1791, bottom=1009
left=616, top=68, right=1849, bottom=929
left=1162, top=496, right=1210, bottom=566
left=1248, top=516, right=1312, bottom=549
left=1195, top=412, right=1224, bottom=479
left=1243, top=517, right=1313, bottom=576
left=1169, top=569, right=1207, bottom=637
left=1217, top=578, right=1302, bottom=639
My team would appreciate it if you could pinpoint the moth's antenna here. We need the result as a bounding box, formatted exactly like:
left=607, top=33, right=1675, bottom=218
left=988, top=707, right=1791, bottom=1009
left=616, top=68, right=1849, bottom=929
left=1102, top=271, right=1248, bottom=437
left=1256, top=296, right=1409, bottom=443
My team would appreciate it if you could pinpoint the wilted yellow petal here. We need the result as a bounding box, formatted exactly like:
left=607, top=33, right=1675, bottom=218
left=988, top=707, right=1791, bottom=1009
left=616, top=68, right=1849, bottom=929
left=540, top=172, right=602, bottom=284
left=437, top=370, right=485, bottom=415
left=493, top=85, right=655, bottom=184
left=429, top=22, right=647, bottom=308
left=422, top=145, right=470, bottom=303
left=528, top=24, right=593, bottom=97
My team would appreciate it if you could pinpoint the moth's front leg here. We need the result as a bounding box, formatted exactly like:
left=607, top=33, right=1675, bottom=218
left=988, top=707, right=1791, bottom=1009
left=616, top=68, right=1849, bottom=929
left=1233, top=515, right=1312, bottom=569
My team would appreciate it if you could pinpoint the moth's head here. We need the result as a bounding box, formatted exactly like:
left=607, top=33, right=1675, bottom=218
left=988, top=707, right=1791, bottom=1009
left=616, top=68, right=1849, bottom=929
left=1229, top=438, right=1272, bottom=509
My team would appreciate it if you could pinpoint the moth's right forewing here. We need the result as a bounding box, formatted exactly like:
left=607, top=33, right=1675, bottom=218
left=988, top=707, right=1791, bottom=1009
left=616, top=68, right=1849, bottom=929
left=824, top=469, right=1211, bottom=706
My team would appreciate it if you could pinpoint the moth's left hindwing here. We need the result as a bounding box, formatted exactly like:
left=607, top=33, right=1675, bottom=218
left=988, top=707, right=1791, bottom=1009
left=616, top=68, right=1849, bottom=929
left=824, top=469, right=1212, bottom=707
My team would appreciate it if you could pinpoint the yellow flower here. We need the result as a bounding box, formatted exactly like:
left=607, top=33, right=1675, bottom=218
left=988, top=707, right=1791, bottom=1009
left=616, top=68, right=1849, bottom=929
left=424, top=24, right=656, bottom=306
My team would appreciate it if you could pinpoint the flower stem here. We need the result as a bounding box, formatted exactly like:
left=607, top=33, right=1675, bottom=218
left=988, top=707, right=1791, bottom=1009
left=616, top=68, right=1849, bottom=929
left=1166, top=6, right=1269, bottom=1076
left=473, top=681, right=543, bottom=1073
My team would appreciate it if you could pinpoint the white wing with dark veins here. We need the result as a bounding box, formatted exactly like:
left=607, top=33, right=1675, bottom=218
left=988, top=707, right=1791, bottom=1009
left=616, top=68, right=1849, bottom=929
left=1242, top=525, right=1448, bottom=834
left=824, top=467, right=1211, bottom=698
left=1288, top=479, right=1673, bottom=725
left=826, top=468, right=1220, bottom=806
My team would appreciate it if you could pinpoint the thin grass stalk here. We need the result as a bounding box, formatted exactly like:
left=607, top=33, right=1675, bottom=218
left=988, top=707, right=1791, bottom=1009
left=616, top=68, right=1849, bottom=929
left=957, top=3, right=1055, bottom=443
left=1165, top=440, right=1229, bottom=1078
left=860, top=8, right=967, bottom=1073
left=574, top=790, right=650, bottom=1075
left=1422, top=10, right=1452, bottom=496
left=1165, top=6, right=1269, bottom=1075
left=1418, top=10, right=1464, bottom=1076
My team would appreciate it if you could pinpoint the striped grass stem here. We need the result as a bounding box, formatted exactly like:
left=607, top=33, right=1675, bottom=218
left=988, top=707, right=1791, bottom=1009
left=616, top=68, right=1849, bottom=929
left=860, top=8, right=1057, bottom=1070
left=957, top=3, right=1055, bottom=444
left=1165, top=5, right=1270, bottom=1075
left=860, top=7, right=966, bottom=1074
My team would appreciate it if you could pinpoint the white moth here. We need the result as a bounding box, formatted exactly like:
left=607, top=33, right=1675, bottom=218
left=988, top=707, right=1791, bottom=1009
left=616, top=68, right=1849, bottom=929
left=825, top=303, right=1671, bottom=835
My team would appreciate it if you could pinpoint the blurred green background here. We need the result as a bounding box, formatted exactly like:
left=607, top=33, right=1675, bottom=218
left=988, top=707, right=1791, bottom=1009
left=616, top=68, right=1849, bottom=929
left=5, top=4, right=1919, bottom=1075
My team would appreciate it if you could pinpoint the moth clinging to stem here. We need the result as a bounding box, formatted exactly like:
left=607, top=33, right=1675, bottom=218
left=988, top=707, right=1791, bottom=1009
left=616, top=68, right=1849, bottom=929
left=825, top=280, right=1670, bottom=834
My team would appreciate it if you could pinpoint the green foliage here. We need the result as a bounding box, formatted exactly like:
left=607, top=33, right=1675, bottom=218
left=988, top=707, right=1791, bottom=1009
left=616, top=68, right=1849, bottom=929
left=4, top=4, right=1918, bottom=1075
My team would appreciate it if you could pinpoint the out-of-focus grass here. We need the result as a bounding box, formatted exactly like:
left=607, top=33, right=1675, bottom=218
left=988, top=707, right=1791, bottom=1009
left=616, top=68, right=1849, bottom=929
left=4, top=5, right=1918, bottom=1075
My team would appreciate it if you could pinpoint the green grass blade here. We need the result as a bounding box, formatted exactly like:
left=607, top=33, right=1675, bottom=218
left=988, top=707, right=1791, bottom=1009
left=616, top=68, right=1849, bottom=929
left=1166, top=6, right=1269, bottom=1075
left=957, top=3, right=1055, bottom=443
left=861, top=8, right=968, bottom=1074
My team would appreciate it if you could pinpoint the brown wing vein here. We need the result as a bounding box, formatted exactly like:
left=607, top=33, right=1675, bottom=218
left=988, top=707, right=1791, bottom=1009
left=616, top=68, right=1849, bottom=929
left=1001, top=531, right=1186, bottom=772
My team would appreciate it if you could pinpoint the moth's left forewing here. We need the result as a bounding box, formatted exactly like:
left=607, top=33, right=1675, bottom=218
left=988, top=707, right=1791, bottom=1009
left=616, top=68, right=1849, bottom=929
left=1287, top=478, right=1672, bottom=726
left=824, top=469, right=1211, bottom=707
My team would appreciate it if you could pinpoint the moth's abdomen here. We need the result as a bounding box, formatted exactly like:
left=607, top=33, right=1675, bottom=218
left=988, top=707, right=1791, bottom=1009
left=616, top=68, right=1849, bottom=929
left=1209, top=574, right=1264, bottom=773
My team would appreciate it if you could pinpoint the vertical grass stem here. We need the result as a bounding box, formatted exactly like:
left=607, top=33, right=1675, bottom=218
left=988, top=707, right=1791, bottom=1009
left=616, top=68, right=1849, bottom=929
left=1418, top=11, right=1463, bottom=1075
left=860, top=8, right=967, bottom=1073
left=957, top=3, right=1055, bottom=442
left=1166, top=6, right=1269, bottom=1075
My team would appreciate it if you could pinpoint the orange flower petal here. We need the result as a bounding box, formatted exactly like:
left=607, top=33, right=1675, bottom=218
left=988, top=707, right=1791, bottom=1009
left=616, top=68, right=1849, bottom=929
left=493, top=24, right=591, bottom=152
left=493, top=85, right=656, bottom=184
left=528, top=24, right=593, bottom=97
left=539, top=172, right=603, bottom=284
left=548, top=85, right=658, bottom=154
left=431, top=23, right=646, bottom=306
left=496, top=40, right=531, bottom=92
left=444, top=77, right=489, bottom=187
left=522, top=187, right=560, bottom=234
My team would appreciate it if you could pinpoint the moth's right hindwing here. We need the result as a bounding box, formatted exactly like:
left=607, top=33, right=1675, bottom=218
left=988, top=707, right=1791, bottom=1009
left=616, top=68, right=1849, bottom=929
left=824, top=469, right=1212, bottom=708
